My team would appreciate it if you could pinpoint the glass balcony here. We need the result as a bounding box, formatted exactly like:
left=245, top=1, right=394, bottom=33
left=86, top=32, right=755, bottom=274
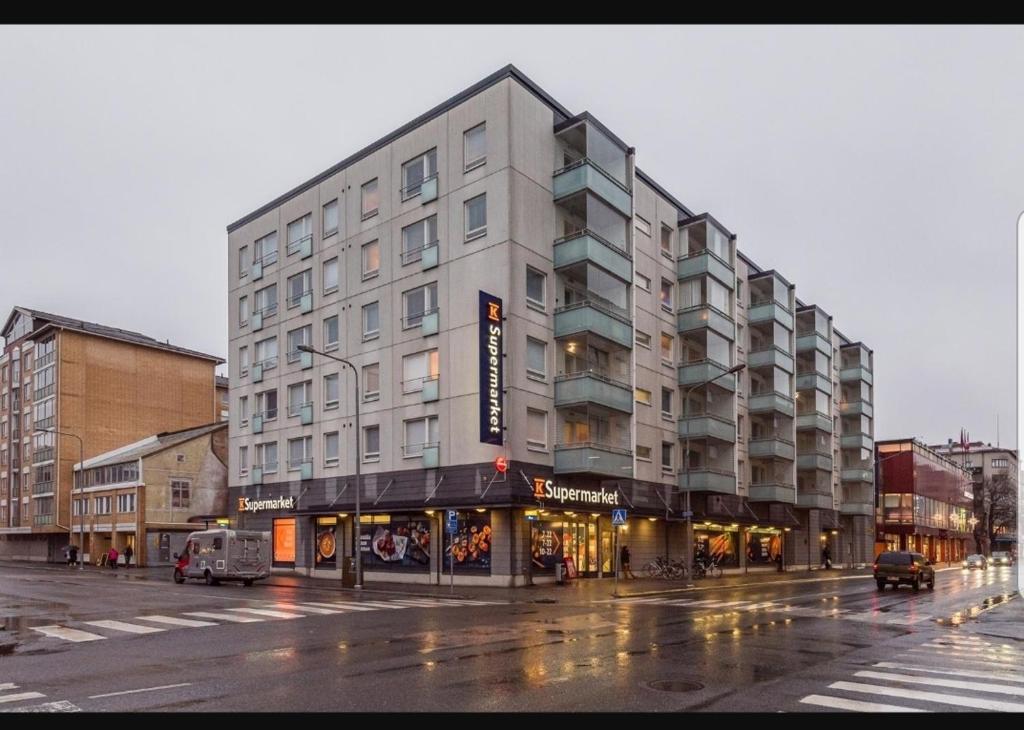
left=748, top=392, right=795, bottom=417
left=251, top=466, right=263, bottom=485
left=252, top=414, right=263, bottom=434
left=748, top=347, right=794, bottom=373
left=841, top=462, right=873, bottom=482
left=252, top=363, right=263, bottom=383
left=553, top=160, right=631, bottom=217
left=678, top=468, right=736, bottom=494
left=553, top=443, right=633, bottom=478
left=422, top=445, right=440, bottom=469
left=420, top=176, right=438, bottom=203
left=554, top=117, right=631, bottom=217
left=749, top=438, right=796, bottom=460
left=749, top=483, right=796, bottom=504
left=421, top=309, right=440, bottom=337
left=300, top=403, right=313, bottom=426
left=840, top=366, right=873, bottom=385
left=421, top=242, right=439, bottom=271
left=299, top=460, right=313, bottom=481
left=797, top=453, right=833, bottom=471
left=252, top=260, right=263, bottom=280
left=251, top=311, right=263, bottom=331
left=797, top=492, right=834, bottom=510
left=553, top=231, right=631, bottom=283
left=748, top=301, right=794, bottom=330
left=795, top=372, right=831, bottom=393
left=840, top=401, right=873, bottom=418
left=554, top=372, right=633, bottom=414
left=840, top=433, right=873, bottom=450
left=677, top=305, right=735, bottom=341
left=31, top=481, right=54, bottom=496
left=555, top=301, right=633, bottom=349
left=677, top=250, right=734, bottom=288
left=421, top=375, right=439, bottom=403
left=795, top=333, right=830, bottom=355
left=678, top=414, right=736, bottom=443
left=678, top=360, right=736, bottom=392
left=840, top=502, right=874, bottom=516
left=795, top=412, right=832, bottom=432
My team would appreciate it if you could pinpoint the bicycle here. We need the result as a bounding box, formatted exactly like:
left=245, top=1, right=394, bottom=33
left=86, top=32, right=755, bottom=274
left=692, top=556, right=723, bottom=579
left=644, top=556, right=685, bottom=579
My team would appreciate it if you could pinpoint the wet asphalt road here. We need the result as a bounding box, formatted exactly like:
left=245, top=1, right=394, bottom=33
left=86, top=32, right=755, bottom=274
left=0, top=564, right=1017, bottom=712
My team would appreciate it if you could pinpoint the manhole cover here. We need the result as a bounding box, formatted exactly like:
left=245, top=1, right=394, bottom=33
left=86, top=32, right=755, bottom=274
left=647, top=680, right=704, bottom=693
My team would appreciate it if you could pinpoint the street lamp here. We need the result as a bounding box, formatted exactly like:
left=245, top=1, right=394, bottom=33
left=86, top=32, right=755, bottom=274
left=681, top=363, right=745, bottom=576
left=298, top=343, right=362, bottom=589
left=37, top=428, right=84, bottom=571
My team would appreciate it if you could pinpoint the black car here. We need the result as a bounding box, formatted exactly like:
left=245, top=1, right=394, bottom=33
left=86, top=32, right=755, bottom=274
left=873, top=551, right=935, bottom=592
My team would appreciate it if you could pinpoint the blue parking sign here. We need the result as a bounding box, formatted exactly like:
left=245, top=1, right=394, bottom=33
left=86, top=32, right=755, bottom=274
left=445, top=510, right=458, bottom=534
left=612, top=509, right=627, bottom=526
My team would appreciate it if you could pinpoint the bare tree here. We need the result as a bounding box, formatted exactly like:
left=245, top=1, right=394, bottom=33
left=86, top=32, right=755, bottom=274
left=974, top=474, right=1017, bottom=553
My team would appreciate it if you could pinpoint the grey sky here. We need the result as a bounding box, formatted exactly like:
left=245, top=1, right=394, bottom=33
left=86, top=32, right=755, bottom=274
left=1, top=26, right=1019, bottom=447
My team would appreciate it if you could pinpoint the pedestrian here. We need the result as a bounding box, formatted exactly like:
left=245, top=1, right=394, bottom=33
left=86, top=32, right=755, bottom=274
left=108, top=546, right=119, bottom=570
left=620, top=544, right=636, bottom=579
left=822, top=544, right=832, bottom=570
left=68, top=544, right=78, bottom=567
left=123, top=544, right=133, bottom=568
left=775, top=551, right=784, bottom=573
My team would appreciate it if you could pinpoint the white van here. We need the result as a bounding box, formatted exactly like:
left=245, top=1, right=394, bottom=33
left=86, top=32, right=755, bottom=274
left=173, top=529, right=270, bottom=587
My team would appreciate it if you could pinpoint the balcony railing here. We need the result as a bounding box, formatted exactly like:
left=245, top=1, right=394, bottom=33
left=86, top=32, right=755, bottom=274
left=749, top=481, right=797, bottom=503
left=678, top=359, right=737, bottom=392
left=554, top=371, right=633, bottom=414
left=33, top=514, right=54, bottom=526
left=553, top=229, right=632, bottom=283
left=677, top=249, right=734, bottom=287
left=676, top=304, right=735, bottom=341
left=554, top=300, right=633, bottom=350
left=400, top=173, right=439, bottom=202
left=553, top=442, right=633, bottom=477
left=553, top=158, right=632, bottom=217
left=33, top=448, right=54, bottom=464
left=33, top=383, right=55, bottom=401
left=32, top=481, right=54, bottom=495
left=286, top=234, right=313, bottom=259
left=678, top=468, right=737, bottom=494
left=678, top=413, right=737, bottom=443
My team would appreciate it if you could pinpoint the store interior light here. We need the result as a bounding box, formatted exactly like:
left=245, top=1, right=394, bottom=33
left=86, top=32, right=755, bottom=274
left=704, top=521, right=712, bottom=526
left=591, top=513, right=600, bottom=517
left=648, top=517, right=657, bottom=522
left=730, top=523, right=739, bottom=528
left=831, top=530, right=838, bottom=535
left=338, top=513, right=348, bottom=518
left=425, top=510, right=435, bottom=516
left=476, top=508, right=487, bottom=513
left=784, top=527, right=791, bottom=532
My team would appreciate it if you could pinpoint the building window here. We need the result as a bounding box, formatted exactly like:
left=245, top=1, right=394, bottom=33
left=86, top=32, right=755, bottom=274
left=635, top=216, right=651, bottom=237
left=286, top=325, right=312, bottom=362
left=288, top=381, right=313, bottom=417
left=362, top=301, right=380, bottom=339
left=402, top=349, right=439, bottom=393
left=361, top=178, right=379, bottom=219
left=322, top=199, right=339, bottom=237
left=661, top=387, right=673, bottom=418
left=402, top=283, right=438, bottom=328
left=636, top=330, right=651, bottom=349
left=169, top=478, right=191, bottom=509
left=255, top=231, right=278, bottom=267
left=661, top=442, right=673, bottom=472
left=116, top=493, right=136, bottom=513
left=527, top=408, right=547, bottom=450
left=287, top=436, right=313, bottom=471
left=239, top=295, right=251, bottom=327
left=363, top=363, right=380, bottom=401
left=401, top=215, right=438, bottom=265
left=364, top=425, right=380, bottom=461
left=401, top=148, right=437, bottom=200
left=324, top=373, right=340, bottom=409
left=660, top=279, right=673, bottom=311
left=239, top=446, right=248, bottom=476
left=993, top=458, right=1009, bottom=468
left=661, top=225, right=673, bottom=258
left=94, top=496, right=112, bottom=515
left=660, top=333, right=673, bottom=365
left=257, top=389, right=278, bottom=420
left=403, top=416, right=439, bottom=457
left=286, top=213, right=312, bottom=256
left=73, top=498, right=89, bottom=516
left=526, top=337, right=547, bottom=379
left=464, top=194, right=487, bottom=240
left=239, top=346, right=250, bottom=377
left=324, top=432, right=339, bottom=467
left=239, top=396, right=249, bottom=427
left=362, top=240, right=380, bottom=279
left=526, top=267, right=546, bottom=310
left=636, top=445, right=652, bottom=462
left=464, top=123, right=486, bottom=171
left=323, top=315, right=339, bottom=351
left=239, top=245, right=248, bottom=279
left=635, top=272, right=651, bottom=292
left=254, top=283, right=278, bottom=318
left=635, top=388, right=652, bottom=406
left=287, top=270, right=313, bottom=308
left=257, top=441, right=278, bottom=473
left=323, top=257, right=339, bottom=294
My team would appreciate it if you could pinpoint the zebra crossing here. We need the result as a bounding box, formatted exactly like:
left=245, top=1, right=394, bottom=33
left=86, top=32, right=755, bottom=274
left=800, top=632, right=1024, bottom=712
left=0, top=683, right=79, bottom=713
left=28, top=596, right=505, bottom=645
left=607, top=595, right=937, bottom=625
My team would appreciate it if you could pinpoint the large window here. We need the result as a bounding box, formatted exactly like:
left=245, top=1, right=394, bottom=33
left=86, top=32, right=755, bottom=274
left=322, top=199, right=339, bottom=237
left=94, top=496, right=112, bottom=515
left=287, top=270, right=312, bottom=308
left=257, top=442, right=278, bottom=473
left=254, top=283, right=278, bottom=317
left=526, top=337, right=546, bottom=379
left=401, top=148, right=437, bottom=200
left=402, top=349, right=439, bottom=393
left=257, top=389, right=278, bottom=421
left=464, top=194, right=487, bottom=240
left=464, top=123, right=486, bottom=171
left=402, top=283, right=438, bottom=328
left=324, top=373, right=339, bottom=409
left=273, top=518, right=296, bottom=565
left=116, top=493, right=136, bottom=513
left=239, top=345, right=249, bottom=376
left=323, top=257, right=338, bottom=294
left=660, top=333, right=673, bottom=364
left=255, top=231, right=278, bottom=266
left=324, top=432, right=339, bottom=467
left=362, top=240, right=380, bottom=278
left=660, top=279, right=674, bottom=311
left=286, top=325, right=312, bottom=362
left=403, top=416, right=439, bottom=457
left=364, top=426, right=381, bottom=461
left=361, top=178, right=379, bottom=219
left=286, top=214, right=312, bottom=256
left=526, top=267, right=546, bottom=309
left=680, top=276, right=731, bottom=315
left=171, top=479, right=190, bottom=508
left=661, top=225, right=673, bottom=257
left=401, top=215, right=437, bottom=265
left=363, top=363, right=380, bottom=400
left=362, top=301, right=380, bottom=339
left=323, top=315, right=339, bottom=351
left=239, top=295, right=249, bottom=326
left=288, top=381, right=312, bottom=417
left=288, top=436, right=313, bottom=470
left=527, top=409, right=547, bottom=450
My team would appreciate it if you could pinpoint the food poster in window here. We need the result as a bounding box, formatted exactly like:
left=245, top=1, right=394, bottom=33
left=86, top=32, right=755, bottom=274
left=531, top=520, right=562, bottom=572
left=745, top=531, right=782, bottom=564
left=444, top=513, right=492, bottom=573
left=315, top=522, right=337, bottom=568
left=360, top=517, right=431, bottom=571
left=695, top=529, right=739, bottom=567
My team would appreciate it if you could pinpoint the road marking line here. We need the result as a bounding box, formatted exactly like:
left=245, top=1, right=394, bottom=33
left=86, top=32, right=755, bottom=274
left=923, top=642, right=1024, bottom=657
left=743, top=602, right=780, bottom=610
left=184, top=611, right=263, bottom=623
left=664, top=599, right=698, bottom=606
left=799, top=694, right=928, bottom=713
left=875, top=662, right=1024, bottom=683
left=909, top=647, right=1022, bottom=663
left=0, top=693, right=46, bottom=704
left=84, top=620, right=165, bottom=635
left=135, top=615, right=219, bottom=628
left=829, top=680, right=1024, bottom=712
left=88, top=683, right=191, bottom=699
left=31, top=625, right=106, bottom=642
left=0, top=684, right=17, bottom=691
left=0, top=699, right=81, bottom=712
left=900, top=651, right=1024, bottom=672
left=389, top=599, right=458, bottom=607
left=269, top=603, right=342, bottom=615
left=358, top=600, right=427, bottom=609
left=323, top=602, right=380, bottom=612
left=855, top=670, right=1024, bottom=696
left=226, top=608, right=302, bottom=619
left=885, top=615, right=933, bottom=625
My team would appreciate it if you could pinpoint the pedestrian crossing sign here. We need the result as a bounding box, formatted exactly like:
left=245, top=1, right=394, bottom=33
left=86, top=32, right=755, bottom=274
left=612, top=509, right=627, bottom=526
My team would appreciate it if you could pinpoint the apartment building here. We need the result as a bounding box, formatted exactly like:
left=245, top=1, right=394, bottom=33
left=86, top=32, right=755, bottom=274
left=0, top=307, right=224, bottom=561
left=226, top=65, right=876, bottom=586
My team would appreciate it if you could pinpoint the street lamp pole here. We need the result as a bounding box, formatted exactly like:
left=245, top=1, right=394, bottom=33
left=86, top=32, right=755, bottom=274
left=39, top=428, right=83, bottom=571
left=682, top=363, right=745, bottom=576
left=298, top=344, right=361, bottom=589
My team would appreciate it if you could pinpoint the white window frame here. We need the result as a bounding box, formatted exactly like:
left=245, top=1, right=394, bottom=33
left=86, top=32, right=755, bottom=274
left=363, top=425, right=381, bottom=462
left=402, top=283, right=438, bottom=329
left=286, top=269, right=313, bottom=309
left=636, top=445, right=652, bottom=462
left=286, top=213, right=312, bottom=257
left=464, top=122, right=486, bottom=171
left=660, top=279, right=674, bottom=312
left=527, top=408, right=548, bottom=451
left=254, top=231, right=278, bottom=266
left=363, top=363, right=380, bottom=402
left=660, top=224, right=673, bottom=258
left=635, top=216, right=651, bottom=237
left=239, top=245, right=248, bottom=279
left=322, top=199, right=339, bottom=238
left=361, top=240, right=380, bottom=279
left=117, top=492, right=136, bottom=513
left=258, top=441, right=278, bottom=474
left=287, top=436, right=313, bottom=471
left=526, top=337, right=547, bottom=380
left=635, top=272, right=651, bottom=292
left=361, top=178, right=379, bottom=220
left=286, top=325, right=312, bottom=363
left=464, top=193, right=487, bottom=240
left=239, top=295, right=249, bottom=327
left=239, top=446, right=249, bottom=476
left=324, top=432, right=340, bottom=467
left=287, top=381, right=313, bottom=418
left=362, top=301, right=380, bottom=340
left=171, top=479, right=191, bottom=508
left=526, top=266, right=546, bottom=310
left=636, top=330, right=652, bottom=349
left=403, top=416, right=439, bottom=458
left=323, top=257, right=339, bottom=294
left=401, top=215, right=438, bottom=266
left=402, top=349, right=439, bottom=394
left=324, top=373, right=340, bottom=410
left=323, top=315, right=339, bottom=352
left=401, top=148, right=438, bottom=201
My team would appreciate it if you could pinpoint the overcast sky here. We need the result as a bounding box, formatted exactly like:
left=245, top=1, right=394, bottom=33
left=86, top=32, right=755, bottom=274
left=0, top=26, right=1019, bottom=447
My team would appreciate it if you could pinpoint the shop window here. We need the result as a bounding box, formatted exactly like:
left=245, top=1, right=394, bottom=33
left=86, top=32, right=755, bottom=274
left=273, top=518, right=296, bottom=565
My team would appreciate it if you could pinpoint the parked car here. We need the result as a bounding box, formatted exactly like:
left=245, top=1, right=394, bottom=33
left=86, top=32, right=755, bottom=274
left=962, top=554, right=987, bottom=570
left=873, top=551, right=935, bottom=592
left=173, top=529, right=270, bottom=586
left=990, top=551, right=1014, bottom=567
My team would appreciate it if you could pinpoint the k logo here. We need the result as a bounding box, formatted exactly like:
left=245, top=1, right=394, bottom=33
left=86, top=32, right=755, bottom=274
left=238, top=497, right=246, bottom=512
left=533, top=477, right=547, bottom=500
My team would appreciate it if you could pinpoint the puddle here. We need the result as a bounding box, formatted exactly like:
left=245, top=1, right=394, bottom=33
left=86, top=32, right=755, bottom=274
left=936, top=592, right=1017, bottom=626
left=647, top=679, right=704, bottom=693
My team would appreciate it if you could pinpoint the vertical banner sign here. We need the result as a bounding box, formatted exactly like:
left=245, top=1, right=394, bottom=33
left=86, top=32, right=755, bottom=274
left=479, top=291, right=504, bottom=445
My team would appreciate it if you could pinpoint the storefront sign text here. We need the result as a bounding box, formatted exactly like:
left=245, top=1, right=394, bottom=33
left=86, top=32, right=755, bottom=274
left=532, top=477, right=620, bottom=506
left=238, top=496, right=296, bottom=513
left=479, top=291, right=504, bottom=445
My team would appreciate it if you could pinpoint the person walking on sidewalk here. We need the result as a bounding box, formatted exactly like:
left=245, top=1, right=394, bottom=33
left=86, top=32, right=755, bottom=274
left=123, top=544, right=133, bottom=568
left=821, top=544, right=832, bottom=570
left=68, top=544, right=78, bottom=567
left=107, top=546, right=119, bottom=570
left=620, top=544, right=636, bottom=579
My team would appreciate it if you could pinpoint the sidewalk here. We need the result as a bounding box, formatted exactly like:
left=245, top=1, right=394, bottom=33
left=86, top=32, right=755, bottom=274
left=1, top=559, right=879, bottom=603
left=961, top=591, right=1023, bottom=641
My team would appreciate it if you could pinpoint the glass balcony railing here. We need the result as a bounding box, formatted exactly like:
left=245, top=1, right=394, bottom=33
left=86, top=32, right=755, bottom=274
left=678, top=468, right=737, bottom=495
left=677, top=250, right=734, bottom=288
left=677, top=413, right=736, bottom=443
left=748, top=438, right=796, bottom=461
left=554, top=372, right=633, bottom=414
left=553, top=159, right=632, bottom=217
left=747, top=346, right=795, bottom=374
left=749, top=482, right=797, bottom=504
left=553, top=442, right=633, bottom=478
left=553, top=230, right=631, bottom=283
left=748, top=392, right=795, bottom=417
left=748, top=299, right=794, bottom=330
left=677, top=359, right=737, bottom=392
left=554, top=301, right=633, bottom=350
left=677, top=305, right=735, bottom=341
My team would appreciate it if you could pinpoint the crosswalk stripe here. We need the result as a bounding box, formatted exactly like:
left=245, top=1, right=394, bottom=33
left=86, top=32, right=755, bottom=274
left=874, top=662, right=1024, bottom=683
left=0, top=699, right=80, bottom=712
left=901, top=650, right=1024, bottom=671
left=226, top=608, right=302, bottom=619
left=829, top=680, right=1024, bottom=712
left=885, top=615, right=933, bottom=625
left=923, top=643, right=1024, bottom=657
left=322, top=602, right=379, bottom=612
left=135, top=615, right=219, bottom=628
left=84, top=620, right=165, bottom=635
left=855, top=670, right=1024, bottom=697
left=389, top=599, right=456, bottom=607
left=0, top=684, right=17, bottom=691
left=0, top=692, right=46, bottom=705
left=351, top=600, right=416, bottom=609
left=269, top=603, right=342, bottom=615
left=183, top=612, right=263, bottom=623
left=31, top=625, right=106, bottom=642
left=907, top=647, right=1021, bottom=664
left=799, top=694, right=927, bottom=713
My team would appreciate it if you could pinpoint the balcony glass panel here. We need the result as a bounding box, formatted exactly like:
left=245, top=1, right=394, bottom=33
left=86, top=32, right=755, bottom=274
left=681, top=218, right=732, bottom=262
